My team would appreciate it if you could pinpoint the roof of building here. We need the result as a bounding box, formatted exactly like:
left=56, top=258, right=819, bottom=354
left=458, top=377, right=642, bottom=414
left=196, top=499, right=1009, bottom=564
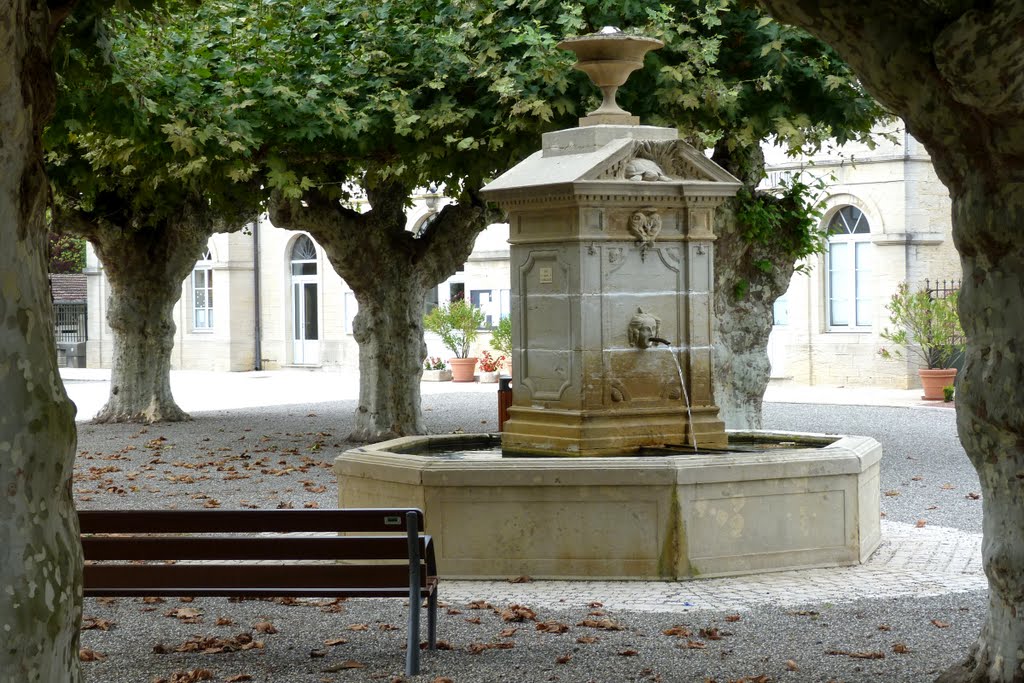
left=49, top=274, right=87, bottom=303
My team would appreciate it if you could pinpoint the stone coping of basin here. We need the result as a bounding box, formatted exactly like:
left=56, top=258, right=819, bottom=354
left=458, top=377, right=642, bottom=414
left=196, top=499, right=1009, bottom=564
left=336, top=430, right=882, bottom=487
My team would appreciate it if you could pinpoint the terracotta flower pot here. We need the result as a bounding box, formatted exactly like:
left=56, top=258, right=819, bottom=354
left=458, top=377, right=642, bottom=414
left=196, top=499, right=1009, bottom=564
left=449, top=357, right=478, bottom=382
left=919, top=368, right=957, bottom=400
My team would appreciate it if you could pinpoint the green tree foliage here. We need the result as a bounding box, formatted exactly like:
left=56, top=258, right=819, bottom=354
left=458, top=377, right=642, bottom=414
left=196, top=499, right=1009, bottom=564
left=47, top=0, right=887, bottom=433
left=47, top=232, right=86, bottom=273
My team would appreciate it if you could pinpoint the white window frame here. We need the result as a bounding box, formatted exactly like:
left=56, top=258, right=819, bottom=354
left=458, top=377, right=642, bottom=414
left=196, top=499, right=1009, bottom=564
left=825, top=206, right=872, bottom=332
left=191, top=250, right=214, bottom=331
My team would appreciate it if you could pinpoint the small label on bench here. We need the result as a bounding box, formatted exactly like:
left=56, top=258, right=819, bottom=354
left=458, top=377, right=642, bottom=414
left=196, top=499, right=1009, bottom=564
left=384, top=515, right=402, bottom=526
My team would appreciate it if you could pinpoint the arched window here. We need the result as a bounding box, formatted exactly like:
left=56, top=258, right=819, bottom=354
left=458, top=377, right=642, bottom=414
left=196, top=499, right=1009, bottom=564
left=191, top=249, right=214, bottom=330
left=826, top=206, right=872, bottom=330
left=290, top=235, right=318, bottom=275
left=289, top=235, right=319, bottom=364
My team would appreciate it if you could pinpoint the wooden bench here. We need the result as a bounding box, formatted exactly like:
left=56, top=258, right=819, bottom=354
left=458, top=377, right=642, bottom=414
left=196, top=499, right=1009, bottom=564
left=79, top=508, right=438, bottom=676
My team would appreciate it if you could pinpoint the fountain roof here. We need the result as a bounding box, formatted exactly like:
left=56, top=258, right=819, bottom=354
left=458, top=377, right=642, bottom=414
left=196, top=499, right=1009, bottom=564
left=481, top=125, right=741, bottom=201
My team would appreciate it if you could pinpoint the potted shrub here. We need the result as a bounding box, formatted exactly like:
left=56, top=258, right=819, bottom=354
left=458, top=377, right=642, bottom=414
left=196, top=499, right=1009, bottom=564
left=421, top=356, right=452, bottom=382
left=477, top=350, right=506, bottom=383
left=879, top=281, right=964, bottom=400
left=423, top=299, right=486, bottom=382
left=491, top=316, right=512, bottom=374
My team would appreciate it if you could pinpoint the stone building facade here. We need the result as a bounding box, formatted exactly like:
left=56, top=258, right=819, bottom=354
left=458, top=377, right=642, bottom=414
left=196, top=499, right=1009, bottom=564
left=83, top=191, right=511, bottom=374
left=84, top=123, right=961, bottom=389
left=764, top=123, right=961, bottom=388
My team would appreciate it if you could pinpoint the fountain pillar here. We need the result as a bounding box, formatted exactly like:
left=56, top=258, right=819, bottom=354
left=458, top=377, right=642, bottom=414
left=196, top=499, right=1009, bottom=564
left=481, top=31, right=741, bottom=456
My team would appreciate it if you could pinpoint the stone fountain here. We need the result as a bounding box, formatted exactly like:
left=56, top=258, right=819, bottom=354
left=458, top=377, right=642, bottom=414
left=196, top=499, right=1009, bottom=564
left=334, top=29, right=881, bottom=580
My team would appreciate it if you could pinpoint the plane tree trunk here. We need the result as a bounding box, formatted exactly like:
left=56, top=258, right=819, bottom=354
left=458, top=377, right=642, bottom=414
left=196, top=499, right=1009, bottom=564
left=63, top=202, right=217, bottom=423
left=0, top=0, right=82, bottom=680
left=269, top=184, right=487, bottom=441
left=711, top=141, right=800, bottom=429
left=757, top=1, right=1024, bottom=680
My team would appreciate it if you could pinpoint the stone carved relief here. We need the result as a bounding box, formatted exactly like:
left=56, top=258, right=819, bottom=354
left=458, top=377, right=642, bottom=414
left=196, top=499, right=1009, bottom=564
left=627, top=308, right=661, bottom=349
left=609, top=379, right=631, bottom=403
left=624, top=157, right=671, bottom=182
left=599, top=140, right=713, bottom=182
left=629, top=210, right=662, bottom=261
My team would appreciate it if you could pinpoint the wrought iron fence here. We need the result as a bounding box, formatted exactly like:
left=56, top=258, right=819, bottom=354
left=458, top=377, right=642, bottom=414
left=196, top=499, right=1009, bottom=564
left=924, top=278, right=965, bottom=367
left=54, top=303, right=87, bottom=343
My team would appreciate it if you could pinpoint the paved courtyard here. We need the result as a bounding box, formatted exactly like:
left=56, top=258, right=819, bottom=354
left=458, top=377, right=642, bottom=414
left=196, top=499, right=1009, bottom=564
left=64, top=368, right=986, bottom=682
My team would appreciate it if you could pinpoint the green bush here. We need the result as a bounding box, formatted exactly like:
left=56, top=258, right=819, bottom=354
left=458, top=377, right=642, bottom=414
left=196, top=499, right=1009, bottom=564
left=491, top=316, right=512, bottom=357
left=879, top=282, right=964, bottom=369
left=423, top=299, right=486, bottom=359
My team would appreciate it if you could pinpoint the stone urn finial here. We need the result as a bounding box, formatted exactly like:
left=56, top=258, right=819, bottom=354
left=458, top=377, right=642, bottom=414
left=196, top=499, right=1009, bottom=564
left=557, top=27, right=663, bottom=127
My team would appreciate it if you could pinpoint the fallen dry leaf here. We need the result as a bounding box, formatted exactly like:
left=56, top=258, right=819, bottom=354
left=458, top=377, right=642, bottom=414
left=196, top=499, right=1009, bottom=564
left=932, top=619, right=951, bottom=628
left=501, top=604, right=537, bottom=622
left=915, top=519, right=928, bottom=528
left=378, top=624, right=399, bottom=632
left=467, top=600, right=493, bottom=610
left=431, top=678, right=455, bottom=683
left=966, top=492, right=981, bottom=500
left=464, top=616, right=482, bottom=625
left=699, top=627, right=724, bottom=640
left=508, top=575, right=532, bottom=583
left=215, top=617, right=234, bottom=626
left=346, top=623, right=370, bottom=631
left=556, top=653, right=572, bottom=664
left=155, top=633, right=263, bottom=655
left=536, top=620, right=570, bottom=634
left=324, top=637, right=349, bottom=647
left=321, top=660, right=365, bottom=671
left=81, top=616, right=114, bottom=631
left=165, top=607, right=203, bottom=623
left=468, top=642, right=515, bottom=654
left=253, top=621, right=277, bottom=634
left=725, top=614, right=741, bottom=623
left=680, top=640, right=706, bottom=649
left=662, top=626, right=693, bottom=637
left=893, top=642, right=911, bottom=654
left=225, top=676, right=253, bottom=682
left=164, top=670, right=215, bottom=683
left=308, top=649, right=327, bottom=658
left=499, top=628, right=518, bottom=638
left=786, top=659, right=799, bottom=671
left=577, top=617, right=623, bottom=631
left=78, top=648, right=106, bottom=662
left=618, top=649, right=639, bottom=657
left=878, top=624, right=892, bottom=631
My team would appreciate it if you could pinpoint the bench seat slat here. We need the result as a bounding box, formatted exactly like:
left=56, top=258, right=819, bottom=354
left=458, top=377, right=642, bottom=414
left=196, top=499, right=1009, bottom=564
left=78, top=509, right=423, bottom=534
left=83, top=564, right=436, bottom=592
left=82, top=536, right=432, bottom=561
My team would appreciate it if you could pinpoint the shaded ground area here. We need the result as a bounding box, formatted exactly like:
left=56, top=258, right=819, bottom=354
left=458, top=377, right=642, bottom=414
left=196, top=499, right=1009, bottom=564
left=74, top=395, right=984, bottom=682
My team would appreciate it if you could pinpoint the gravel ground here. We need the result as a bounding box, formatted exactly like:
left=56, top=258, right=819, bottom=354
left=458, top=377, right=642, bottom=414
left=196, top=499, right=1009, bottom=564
left=74, top=393, right=986, bottom=682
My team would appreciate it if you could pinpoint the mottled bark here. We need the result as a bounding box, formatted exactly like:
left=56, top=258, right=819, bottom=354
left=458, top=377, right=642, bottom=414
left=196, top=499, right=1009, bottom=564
left=67, top=204, right=216, bottom=423
left=711, top=143, right=797, bottom=430
left=270, top=184, right=487, bottom=441
left=0, top=0, right=82, bottom=681
left=757, top=2, right=1024, bottom=680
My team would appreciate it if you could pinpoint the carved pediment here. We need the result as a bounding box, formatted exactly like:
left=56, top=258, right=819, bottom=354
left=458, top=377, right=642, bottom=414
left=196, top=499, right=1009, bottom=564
left=596, top=140, right=736, bottom=184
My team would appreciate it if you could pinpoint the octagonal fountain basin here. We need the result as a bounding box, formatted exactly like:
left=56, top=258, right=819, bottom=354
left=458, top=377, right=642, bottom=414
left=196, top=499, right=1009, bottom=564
left=334, top=431, right=881, bottom=580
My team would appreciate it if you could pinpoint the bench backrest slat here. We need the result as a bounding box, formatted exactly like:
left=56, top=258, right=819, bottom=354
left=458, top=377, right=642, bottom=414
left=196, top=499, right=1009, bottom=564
left=78, top=508, right=424, bottom=534
left=83, top=563, right=429, bottom=592
left=82, top=536, right=432, bottom=562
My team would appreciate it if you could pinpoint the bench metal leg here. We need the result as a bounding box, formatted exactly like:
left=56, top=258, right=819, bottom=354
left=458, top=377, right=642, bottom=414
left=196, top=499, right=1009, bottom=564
left=428, top=587, right=437, bottom=650
left=406, top=511, right=421, bottom=676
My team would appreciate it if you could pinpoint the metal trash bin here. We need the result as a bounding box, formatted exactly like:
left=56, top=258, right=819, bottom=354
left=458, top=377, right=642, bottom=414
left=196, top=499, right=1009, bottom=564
left=497, top=376, right=512, bottom=431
